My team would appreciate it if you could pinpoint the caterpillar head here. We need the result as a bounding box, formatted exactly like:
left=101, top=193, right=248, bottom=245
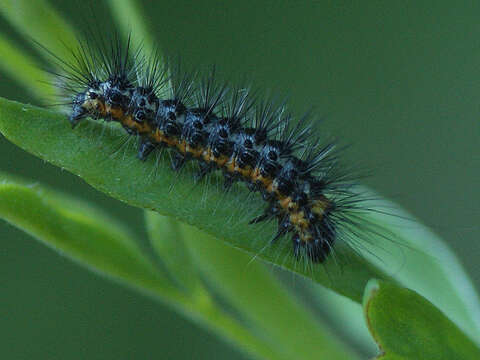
left=69, top=87, right=104, bottom=128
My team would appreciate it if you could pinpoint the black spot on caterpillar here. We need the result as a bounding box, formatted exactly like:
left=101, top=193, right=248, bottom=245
left=42, top=32, right=385, bottom=264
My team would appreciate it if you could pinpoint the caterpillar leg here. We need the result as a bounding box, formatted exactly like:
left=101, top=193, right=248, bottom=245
left=171, top=153, right=186, bottom=171
left=137, top=139, right=156, bottom=161
left=271, top=216, right=292, bottom=243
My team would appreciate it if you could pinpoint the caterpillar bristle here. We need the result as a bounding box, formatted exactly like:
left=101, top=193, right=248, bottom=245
left=41, top=31, right=386, bottom=264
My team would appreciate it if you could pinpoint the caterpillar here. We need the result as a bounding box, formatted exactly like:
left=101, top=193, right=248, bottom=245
left=46, top=34, right=373, bottom=264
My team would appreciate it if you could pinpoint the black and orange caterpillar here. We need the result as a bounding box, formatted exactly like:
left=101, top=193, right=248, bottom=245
left=50, top=36, right=365, bottom=262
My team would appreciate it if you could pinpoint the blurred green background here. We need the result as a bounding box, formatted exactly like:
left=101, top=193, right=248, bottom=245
left=0, top=1, right=479, bottom=359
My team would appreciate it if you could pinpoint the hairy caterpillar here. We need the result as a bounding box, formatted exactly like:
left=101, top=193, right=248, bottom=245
left=44, top=33, right=378, bottom=264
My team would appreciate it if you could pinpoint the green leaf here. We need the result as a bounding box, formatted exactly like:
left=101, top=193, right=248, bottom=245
left=179, top=218, right=359, bottom=360
left=0, top=173, right=176, bottom=299
left=0, top=97, right=394, bottom=302
left=144, top=210, right=200, bottom=292
left=146, top=212, right=355, bottom=360
left=0, top=174, right=295, bottom=360
left=363, top=280, right=480, bottom=360
left=305, top=281, right=378, bottom=356
left=362, top=199, right=480, bottom=344
left=2, top=97, right=480, bottom=351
